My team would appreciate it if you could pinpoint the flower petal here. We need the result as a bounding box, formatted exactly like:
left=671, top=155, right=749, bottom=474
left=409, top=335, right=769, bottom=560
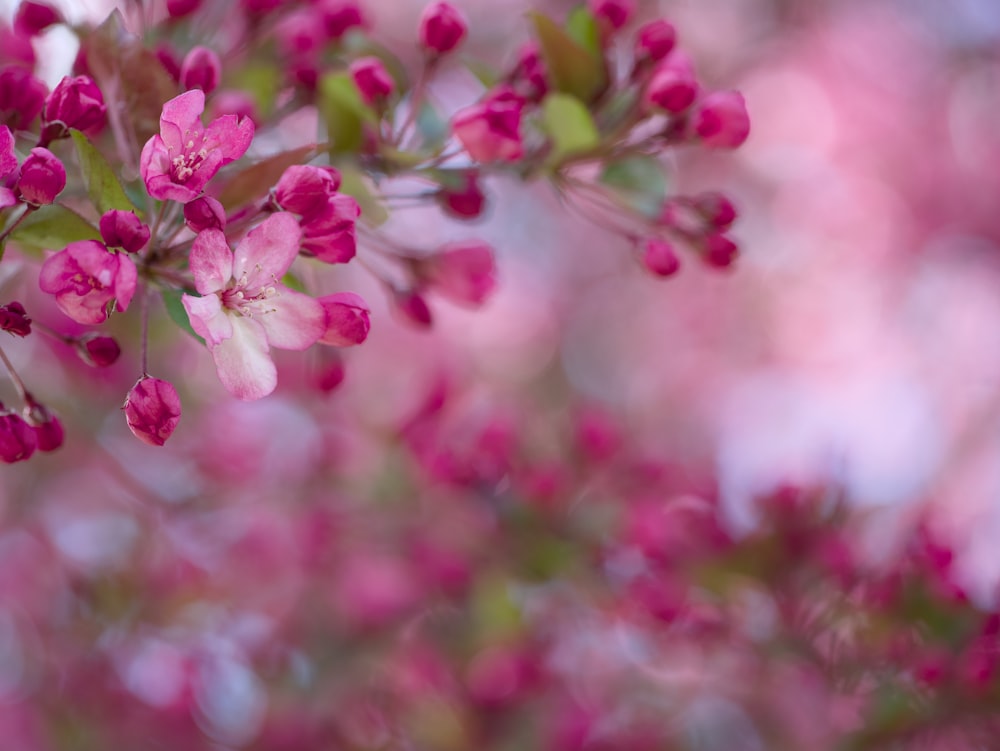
left=232, top=213, right=302, bottom=293
left=160, top=90, right=205, bottom=147
left=248, top=286, right=325, bottom=351
left=190, top=229, right=233, bottom=295
left=209, top=316, right=276, bottom=400
left=203, top=113, right=255, bottom=164
left=182, top=292, right=232, bottom=346
left=112, top=253, right=138, bottom=311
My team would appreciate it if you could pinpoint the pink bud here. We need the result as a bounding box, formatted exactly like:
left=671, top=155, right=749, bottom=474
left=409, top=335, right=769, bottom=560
left=692, top=191, right=737, bottom=229
left=183, top=195, right=226, bottom=232
left=166, top=0, right=203, bottom=18
left=318, top=292, right=371, bottom=346
left=76, top=333, right=121, bottom=367
left=393, top=289, right=433, bottom=327
left=41, top=75, right=105, bottom=143
left=299, top=194, right=360, bottom=264
left=275, top=164, right=342, bottom=216
left=452, top=90, right=524, bottom=163
left=422, top=241, right=497, bottom=307
left=180, top=46, right=222, bottom=95
left=16, top=148, right=65, bottom=206
left=14, top=1, right=62, bottom=36
left=99, top=210, right=150, bottom=253
left=702, top=233, right=738, bottom=268
left=0, top=67, right=47, bottom=131
left=315, top=349, right=346, bottom=393
left=0, top=301, right=31, bottom=337
left=419, top=2, right=468, bottom=55
left=640, top=238, right=680, bottom=277
left=349, top=56, right=394, bottom=106
left=438, top=171, right=486, bottom=219
left=23, top=396, right=62, bottom=452
left=39, top=241, right=137, bottom=325
left=155, top=44, right=182, bottom=83
left=0, top=408, right=36, bottom=463
left=645, top=53, right=698, bottom=114
left=123, top=377, right=182, bottom=447
left=692, top=90, right=750, bottom=149
left=509, top=42, right=548, bottom=102
left=0, top=124, right=16, bottom=179
left=589, top=0, right=634, bottom=31
left=635, top=19, right=676, bottom=62
left=320, top=0, right=366, bottom=39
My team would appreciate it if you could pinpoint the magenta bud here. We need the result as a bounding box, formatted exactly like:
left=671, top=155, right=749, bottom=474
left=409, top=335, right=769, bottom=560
left=0, top=67, right=47, bottom=131
left=167, top=0, right=203, bottom=18
left=452, top=89, right=525, bottom=163
left=438, top=171, right=486, bottom=219
left=155, top=44, right=182, bottom=83
left=16, top=148, right=65, bottom=206
left=180, top=46, right=222, bottom=95
left=315, top=350, right=346, bottom=393
left=0, top=301, right=31, bottom=337
left=646, top=53, right=698, bottom=114
left=123, top=377, right=182, bottom=447
left=0, top=408, right=36, bottom=463
left=23, top=396, right=62, bottom=452
left=318, top=292, right=370, bottom=346
left=321, top=1, right=366, bottom=39
left=635, top=20, right=676, bottom=62
left=41, top=75, right=105, bottom=143
left=692, top=91, right=750, bottom=149
left=589, top=0, right=634, bottom=31
left=393, top=289, right=433, bottom=327
left=76, top=333, right=121, bottom=367
left=702, top=233, right=738, bottom=268
left=349, top=56, right=394, bottom=106
left=419, top=2, right=467, bottom=55
left=14, top=1, right=62, bottom=36
left=641, top=238, right=680, bottom=277
left=693, top=191, right=737, bottom=229
left=274, top=164, right=342, bottom=216
left=183, top=195, right=226, bottom=232
left=99, top=210, right=150, bottom=253
left=421, top=241, right=497, bottom=307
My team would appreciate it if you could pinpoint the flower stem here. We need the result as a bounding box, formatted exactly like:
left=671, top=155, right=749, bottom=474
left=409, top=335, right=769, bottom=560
left=140, top=285, right=150, bottom=377
left=0, top=206, right=35, bottom=246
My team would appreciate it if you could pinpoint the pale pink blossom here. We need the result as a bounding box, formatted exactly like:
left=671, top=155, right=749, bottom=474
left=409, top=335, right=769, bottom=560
left=38, top=240, right=137, bottom=325
left=182, top=213, right=324, bottom=400
left=452, top=89, right=524, bottom=163
left=140, top=89, right=254, bottom=203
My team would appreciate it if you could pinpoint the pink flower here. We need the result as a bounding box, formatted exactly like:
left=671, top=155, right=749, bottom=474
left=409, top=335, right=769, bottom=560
left=40, top=75, right=105, bottom=144
left=420, top=241, right=497, bottom=306
left=124, top=377, right=182, bottom=446
left=0, top=67, right=47, bottom=131
left=349, top=57, right=394, bottom=106
left=419, top=2, right=467, bottom=55
left=38, top=240, right=137, bottom=325
left=16, top=147, right=65, bottom=205
left=299, top=193, right=360, bottom=263
left=437, top=171, right=486, bottom=219
left=318, top=292, right=370, bottom=346
left=140, top=89, right=254, bottom=203
left=452, top=90, right=524, bottom=163
left=274, top=164, right=341, bottom=216
left=692, top=91, right=750, bottom=149
left=14, top=2, right=61, bottom=36
left=181, top=213, right=325, bottom=400
left=99, top=210, right=150, bottom=253
left=635, top=20, right=676, bottom=62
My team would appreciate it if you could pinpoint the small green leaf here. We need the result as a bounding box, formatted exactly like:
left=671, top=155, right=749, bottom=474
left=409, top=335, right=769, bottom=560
left=415, top=101, right=448, bottom=150
left=281, top=271, right=305, bottom=293
left=337, top=165, right=389, bottom=227
left=529, top=12, right=607, bottom=102
left=8, top=204, right=101, bottom=256
left=541, top=93, right=600, bottom=164
left=318, top=72, right=378, bottom=157
left=215, top=144, right=318, bottom=209
left=161, top=288, right=204, bottom=344
left=599, top=156, right=667, bottom=219
left=565, top=6, right=601, bottom=55
left=464, top=59, right=499, bottom=89
left=70, top=130, right=135, bottom=215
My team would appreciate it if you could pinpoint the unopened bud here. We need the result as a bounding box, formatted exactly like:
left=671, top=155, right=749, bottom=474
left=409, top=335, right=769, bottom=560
left=76, top=334, right=121, bottom=367
left=0, top=301, right=31, bottom=337
left=180, top=46, right=222, bottom=95
left=349, top=56, right=395, bottom=106
left=183, top=195, right=226, bottom=232
left=123, top=377, right=182, bottom=447
left=419, top=2, right=467, bottom=55
left=0, top=407, right=36, bottom=463
left=16, top=148, right=66, bottom=206
left=318, top=292, right=371, bottom=346
left=99, top=210, right=150, bottom=253
left=640, top=238, right=680, bottom=277
left=692, top=90, right=750, bottom=149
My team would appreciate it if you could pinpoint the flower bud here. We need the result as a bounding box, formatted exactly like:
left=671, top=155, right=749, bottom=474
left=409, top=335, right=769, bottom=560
left=315, top=349, right=346, bottom=393
left=349, top=57, right=394, bottom=106
left=99, top=210, right=150, bottom=253
left=41, top=75, right=106, bottom=143
left=123, top=377, right=182, bottom=447
left=702, top=233, right=738, bottom=268
left=14, top=1, right=62, bottom=36
left=183, top=195, right=226, bottom=232
left=393, top=289, right=433, bottom=327
left=421, top=241, right=497, bottom=307
left=155, top=44, right=182, bottom=83
left=76, top=333, right=121, bottom=367
left=640, top=238, right=680, bottom=277
left=0, top=67, right=47, bottom=131
left=16, top=148, right=65, bottom=206
left=166, top=0, right=203, bottom=18
left=0, top=301, right=31, bottom=337
left=0, top=124, right=16, bottom=179
left=645, top=53, right=698, bottom=114
left=318, top=292, right=371, bottom=346
left=419, top=2, right=468, bottom=55
left=321, top=0, right=366, bottom=39
left=438, top=171, right=486, bottom=220
left=180, top=46, right=222, bottom=95
left=635, top=19, right=676, bottom=62
left=0, top=408, right=36, bottom=463
left=692, top=90, right=750, bottom=149
left=275, top=164, right=342, bottom=216
left=299, top=193, right=360, bottom=263
left=693, top=191, right=737, bottom=229
left=23, top=396, right=62, bottom=452
left=452, top=89, right=524, bottom=163
left=589, top=0, right=634, bottom=32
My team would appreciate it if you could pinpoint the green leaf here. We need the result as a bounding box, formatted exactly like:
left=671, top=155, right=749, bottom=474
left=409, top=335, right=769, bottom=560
left=160, top=288, right=204, bottom=344
left=565, top=6, right=601, bottom=55
left=599, top=155, right=667, bottom=219
left=281, top=271, right=305, bottom=293
left=415, top=101, right=448, bottom=150
left=318, top=72, right=378, bottom=157
left=8, top=205, right=101, bottom=256
left=529, top=12, right=607, bottom=102
left=464, top=59, right=499, bottom=89
left=337, top=165, right=388, bottom=227
left=541, top=93, right=600, bottom=164
left=70, top=129, right=135, bottom=215
left=215, top=144, right=318, bottom=209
